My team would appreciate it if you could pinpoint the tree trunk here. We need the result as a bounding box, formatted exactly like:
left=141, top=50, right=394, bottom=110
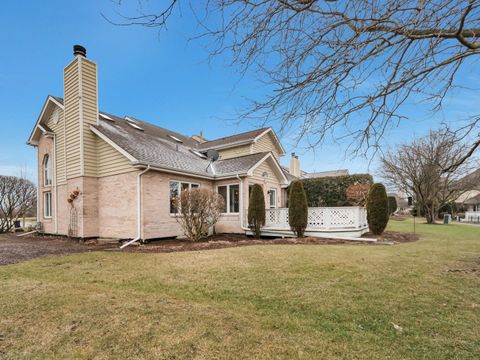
left=425, top=206, right=436, bottom=224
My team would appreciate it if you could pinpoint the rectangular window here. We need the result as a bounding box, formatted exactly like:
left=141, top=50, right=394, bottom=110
left=269, top=189, right=277, bottom=209
left=44, top=191, right=52, bottom=218
left=218, top=186, right=228, bottom=213
left=229, top=185, right=240, bottom=213
left=169, top=181, right=200, bottom=214
left=218, top=184, right=240, bottom=214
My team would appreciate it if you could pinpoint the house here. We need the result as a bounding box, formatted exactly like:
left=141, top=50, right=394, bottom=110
left=455, top=169, right=480, bottom=217
left=28, top=46, right=368, bottom=240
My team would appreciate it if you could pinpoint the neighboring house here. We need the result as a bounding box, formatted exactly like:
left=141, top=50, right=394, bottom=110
left=455, top=169, right=480, bottom=212
left=301, top=169, right=349, bottom=179
left=28, top=46, right=301, bottom=240
left=281, top=155, right=348, bottom=180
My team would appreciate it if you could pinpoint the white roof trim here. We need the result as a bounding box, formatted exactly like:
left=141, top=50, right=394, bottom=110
left=247, top=152, right=289, bottom=184
left=90, top=126, right=138, bottom=162
left=37, top=124, right=52, bottom=134
left=27, top=96, right=64, bottom=145
left=202, top=138, right=254, bottom=151
left=253, top=128, right=286, bottom=155
left=133, top=163, right=250, bottom=181
left=133, top=163, right=215, bottom=180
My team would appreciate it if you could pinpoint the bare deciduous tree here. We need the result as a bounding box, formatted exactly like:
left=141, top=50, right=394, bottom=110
left=109, top=0, right=480, bottom=162
left=0, top=175, right=36, bottom=233
left=380, top=130, right=479, bottom=224
left=175, top=188, right=224, bottom=241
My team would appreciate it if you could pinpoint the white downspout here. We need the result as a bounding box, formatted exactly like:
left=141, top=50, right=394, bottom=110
left=120, top=165, right=151, bottom=249
left=53, top=134, right=58, bottom=234
left=36, top=146, right=40, bottom=224
left=237, top=174, right=250, bottom=230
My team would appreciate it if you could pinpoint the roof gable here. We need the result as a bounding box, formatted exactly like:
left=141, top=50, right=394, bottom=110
left=197, top=128, right=285, bottom=155
left=247, top=153, right=289, bottom=185
left=27, top=95, right=64, bottom=145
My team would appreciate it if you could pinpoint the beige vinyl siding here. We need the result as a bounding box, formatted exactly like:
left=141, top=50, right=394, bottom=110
left=63, top=56, right=99, bottom=178
left=96, top=137, right=134, bottom=177
left=251, top=160, right=282, bottom=182
left=248, top=159, right=283, bottom=209
left=45, top=107, right=67, bottom=185
left=218, top=144, right=252, bottom=160
left=81, top=58, right=99, bottom=177
left=64, top=58, right=81, bottom=178
left=252, top=132, right=281, bottom=159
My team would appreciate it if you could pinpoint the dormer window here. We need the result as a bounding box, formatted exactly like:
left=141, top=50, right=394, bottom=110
left=43, top=154, right=52, bottom=186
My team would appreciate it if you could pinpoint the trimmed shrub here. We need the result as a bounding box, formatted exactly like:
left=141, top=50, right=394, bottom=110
left=366, top=183, right=389, bottom=235
left=301, top=174, right=373, bottom=207
left=248, top=184, right=266, bottom=238
left=288, top=180, right=308, bottom=237
left=176, top=188, right=224, bottom=241
left=387, top=196, right=398, bottom=215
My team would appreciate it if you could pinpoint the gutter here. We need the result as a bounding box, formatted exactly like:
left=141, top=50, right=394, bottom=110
left=120, top=165, right=151, bottom=249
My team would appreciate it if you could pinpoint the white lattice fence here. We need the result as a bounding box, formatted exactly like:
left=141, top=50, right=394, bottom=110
left=265, top=208, right=290, bottom=229
left=264, top=207, right=367, bottom=231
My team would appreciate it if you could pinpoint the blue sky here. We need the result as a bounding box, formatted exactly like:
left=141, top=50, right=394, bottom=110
left=1, top=1, right=478, bottom=182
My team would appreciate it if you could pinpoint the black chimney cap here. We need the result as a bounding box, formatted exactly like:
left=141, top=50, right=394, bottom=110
left=73, top=45, right=87, bottom=57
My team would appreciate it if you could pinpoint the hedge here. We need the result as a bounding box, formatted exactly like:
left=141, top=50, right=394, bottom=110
left=301, top=174, right=373, bottom=207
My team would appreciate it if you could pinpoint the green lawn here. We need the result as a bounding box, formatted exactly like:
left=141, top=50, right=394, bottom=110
left=1, top=219, right=479, bottom=359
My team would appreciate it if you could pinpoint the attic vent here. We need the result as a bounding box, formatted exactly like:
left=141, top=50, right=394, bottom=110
left=190, top=149, right=207, bottom=159
left=168, top=135, right=183, bottom=143
left=51, top=109, right=60, bottom=124
left=127, top=122, right=144, bottom=131
left=99, top=113, right=114, bottom=121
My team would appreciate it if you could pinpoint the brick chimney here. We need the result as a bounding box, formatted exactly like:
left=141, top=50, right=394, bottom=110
left=289, top=153, right=300, bottom=178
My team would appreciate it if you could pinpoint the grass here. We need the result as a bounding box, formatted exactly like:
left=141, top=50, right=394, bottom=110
left=1, top=219, right=479, bottom=359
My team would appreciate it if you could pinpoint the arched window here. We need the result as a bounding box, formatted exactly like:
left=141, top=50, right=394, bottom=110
left=43, top=154, right=52, bottom=186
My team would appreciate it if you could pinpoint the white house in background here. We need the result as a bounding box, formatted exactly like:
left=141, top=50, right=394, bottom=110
left=27, top=45, right=368, bottom=241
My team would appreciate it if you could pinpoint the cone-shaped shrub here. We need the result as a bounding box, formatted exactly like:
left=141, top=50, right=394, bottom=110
left=248, top=184, right=265, bottom=238
left=288, top=180, right=308, bottom=237
left=387, top=196, right=398, bottom=216
left=366, top=183, right=389, bottom=235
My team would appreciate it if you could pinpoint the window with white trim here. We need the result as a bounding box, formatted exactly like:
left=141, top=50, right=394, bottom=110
left=217, top=184, right=240, bottom=213
left=44, top=191, right=52, bottom=218
left=169, top=181, right=199, bottom=214
left=43, top=154, right=52, bottom=186
left=269, top=189, right=277, bottom=209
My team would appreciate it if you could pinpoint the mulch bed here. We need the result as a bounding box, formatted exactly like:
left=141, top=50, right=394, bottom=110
left=0, top=233, right=115, bottom=266
left=124, top=233, right=389, bottom=254
left=362, top=231, right=418, bottom=243
left=0, top=229, right=418, bottom=265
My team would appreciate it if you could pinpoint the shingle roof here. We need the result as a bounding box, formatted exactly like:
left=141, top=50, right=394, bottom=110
left=198, top=128, right=269, bottom=150
left=302, top=169, right=350, bottom=178
left=92, top=112, right=270, bottom=178
left=213, top=152, right=269, bottom=176
left=50, top=96, right=276, bottom=178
